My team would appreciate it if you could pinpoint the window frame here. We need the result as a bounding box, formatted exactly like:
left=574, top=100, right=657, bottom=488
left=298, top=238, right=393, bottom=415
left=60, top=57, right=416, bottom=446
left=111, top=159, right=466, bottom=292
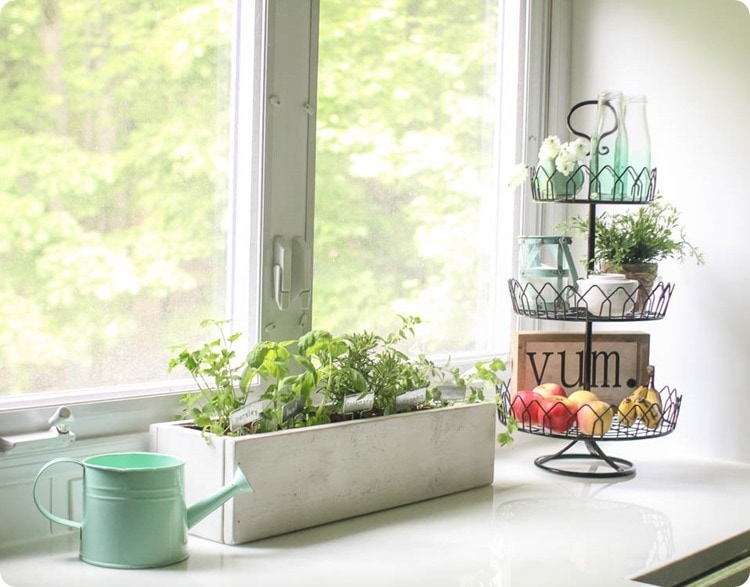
left=0, top=0, right=271, bottom=441
left=0, top=0, right=564, bottom=456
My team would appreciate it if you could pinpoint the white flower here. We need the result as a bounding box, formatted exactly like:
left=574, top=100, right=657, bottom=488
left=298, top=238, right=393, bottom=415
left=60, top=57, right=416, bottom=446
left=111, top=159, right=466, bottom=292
left=538, top=136, right=588, bottom=176
left=507, top=163, right=529, bottom=188
left=507, top=134, right=589, bottom=193
left=538, top=136, right=562, bottom=162
left=555, top=151, right=577, bottom=176
left=565, top=138, right=587, bottom=161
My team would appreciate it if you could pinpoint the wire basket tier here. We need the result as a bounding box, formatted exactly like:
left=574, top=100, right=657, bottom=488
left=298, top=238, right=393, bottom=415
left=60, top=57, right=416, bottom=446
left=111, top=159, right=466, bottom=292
left=508, top=278, right=674, bottom=321
left=529, top=164, right=657, bottom=204
left=497, top=385, right=682, bottom=442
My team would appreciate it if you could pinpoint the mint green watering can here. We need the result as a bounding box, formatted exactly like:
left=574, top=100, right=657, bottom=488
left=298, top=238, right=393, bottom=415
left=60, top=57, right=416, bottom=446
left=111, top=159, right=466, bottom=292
left=33, top=452, right=253, bottom=568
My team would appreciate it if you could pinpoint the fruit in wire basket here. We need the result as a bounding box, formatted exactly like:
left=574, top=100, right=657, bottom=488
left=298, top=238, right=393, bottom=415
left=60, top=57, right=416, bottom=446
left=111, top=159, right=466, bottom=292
left=630, top=384, right=662, bottom=407
left=638, top=398, right=662, bottom=429
left=532, top=382, right=566, bottom=398
left=617, top=394, right=662, bottom=428
left=510, top=390, right=543, bottom=426
left=641, top=364, right=662, bottom=409
left=645, top=387, right=662, bottom=410
left=567, top=389, right=599, bottom=407
left=617, top=396, right=644, bottom=426
left=617, top=366, right=664, bottom=428
left=539, top=396, right=576, bottom=434
left=630, top=385, right=649, bottom=400
left=576, top=400, right=614, bottom=436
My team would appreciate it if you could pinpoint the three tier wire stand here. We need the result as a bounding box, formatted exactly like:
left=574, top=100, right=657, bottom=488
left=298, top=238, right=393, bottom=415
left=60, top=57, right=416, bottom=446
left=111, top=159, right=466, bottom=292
left=498, top=103, right=682, bottom=479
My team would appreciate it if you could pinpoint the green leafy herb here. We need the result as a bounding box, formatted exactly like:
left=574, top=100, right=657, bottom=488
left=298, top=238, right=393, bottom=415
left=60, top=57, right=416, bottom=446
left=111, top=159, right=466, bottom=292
left=559, top=194, right=704, bottom=269
left=168, top=319, right=247, bottom=438
left=497, top=415, right=518, bottom=447
left=169, top=316, right=512, bottom=444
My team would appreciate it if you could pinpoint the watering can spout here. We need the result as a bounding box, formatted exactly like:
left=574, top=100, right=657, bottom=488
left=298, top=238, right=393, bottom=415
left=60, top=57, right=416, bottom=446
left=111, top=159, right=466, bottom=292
left=186, top=467, right=253, bottom=529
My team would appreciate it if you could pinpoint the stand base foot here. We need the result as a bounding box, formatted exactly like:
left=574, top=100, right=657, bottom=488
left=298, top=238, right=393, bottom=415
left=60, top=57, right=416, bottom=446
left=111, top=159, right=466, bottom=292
left=534, top=439, right=636, bottom=479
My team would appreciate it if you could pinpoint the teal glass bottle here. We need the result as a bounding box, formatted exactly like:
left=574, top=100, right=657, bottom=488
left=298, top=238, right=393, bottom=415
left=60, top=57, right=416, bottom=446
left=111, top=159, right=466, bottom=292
left=589, top=91, right=625, bottom=200
left=624, top=95, right=652, bottom=200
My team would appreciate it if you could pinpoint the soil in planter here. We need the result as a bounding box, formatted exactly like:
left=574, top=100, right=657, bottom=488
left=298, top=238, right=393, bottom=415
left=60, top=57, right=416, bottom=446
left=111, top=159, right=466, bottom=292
left=328, top=405, right=431, bottom=423
left=186, top=404, right=439, bottom=437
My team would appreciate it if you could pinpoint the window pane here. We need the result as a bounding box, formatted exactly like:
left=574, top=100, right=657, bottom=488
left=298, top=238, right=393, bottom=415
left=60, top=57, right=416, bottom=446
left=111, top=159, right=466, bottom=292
left=0, top=1, right=234, bottom=395
left=314, top=0, right=509, bottom=354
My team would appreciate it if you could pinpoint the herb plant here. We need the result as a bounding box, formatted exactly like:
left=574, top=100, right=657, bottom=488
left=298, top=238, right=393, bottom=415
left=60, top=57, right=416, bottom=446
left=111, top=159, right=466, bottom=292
left=240, top=339, right=320, bottom=433
left=168, top=319, right=248, bottom=437
left=302, top=316, right=443, bottom=418
left=351, top=316, right=429, bottom=415
left=560, top=194, right=704, bottom=270
left=169, top=316, right=513, bottom=442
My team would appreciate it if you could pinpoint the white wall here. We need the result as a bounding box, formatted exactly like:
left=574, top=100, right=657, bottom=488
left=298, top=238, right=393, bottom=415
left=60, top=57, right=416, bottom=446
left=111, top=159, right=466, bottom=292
left=568, top=0, right=750, bottom=461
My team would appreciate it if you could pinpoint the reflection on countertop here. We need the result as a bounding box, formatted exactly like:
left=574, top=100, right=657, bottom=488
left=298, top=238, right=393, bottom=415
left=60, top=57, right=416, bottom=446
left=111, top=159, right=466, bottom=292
left=1, top=434, right=749, bottom=587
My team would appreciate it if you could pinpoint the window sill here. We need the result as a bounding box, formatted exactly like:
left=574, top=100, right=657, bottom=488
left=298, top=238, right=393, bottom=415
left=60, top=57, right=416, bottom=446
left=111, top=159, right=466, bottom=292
left=2, top=438, right=750, bottom=587
left=0, top=390, right=185, bottom=447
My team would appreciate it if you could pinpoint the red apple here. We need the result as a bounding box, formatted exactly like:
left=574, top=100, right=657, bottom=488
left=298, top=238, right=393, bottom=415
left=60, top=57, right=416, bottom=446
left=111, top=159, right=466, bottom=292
left=510, top=390, right=543, bottom=426
left=532, top=382, right=567, bottom=398
left=539, top=396, right=576, bottom=434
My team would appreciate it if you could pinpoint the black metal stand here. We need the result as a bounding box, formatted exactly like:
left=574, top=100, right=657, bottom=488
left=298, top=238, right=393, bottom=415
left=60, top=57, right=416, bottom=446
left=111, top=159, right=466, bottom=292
left=504, top=97, right=678, bottom=480
left=534, top=439, right=635, bottom=479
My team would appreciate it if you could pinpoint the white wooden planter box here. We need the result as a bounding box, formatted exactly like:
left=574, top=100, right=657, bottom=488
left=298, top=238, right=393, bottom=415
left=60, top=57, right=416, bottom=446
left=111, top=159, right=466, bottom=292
left=149, top=401, right=496, bottom=544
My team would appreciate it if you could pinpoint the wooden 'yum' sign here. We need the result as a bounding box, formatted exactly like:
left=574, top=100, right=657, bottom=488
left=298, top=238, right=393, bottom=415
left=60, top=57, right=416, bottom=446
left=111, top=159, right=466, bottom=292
left=511, top=331, right=650, bottom=405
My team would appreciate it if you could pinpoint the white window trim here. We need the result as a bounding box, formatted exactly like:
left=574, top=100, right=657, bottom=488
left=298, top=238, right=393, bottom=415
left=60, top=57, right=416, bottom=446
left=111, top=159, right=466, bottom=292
left=259, top=0, right=319, bottom=343
left=0, top=0, right=568, bottom=461
left=515, top=0, right=575, bottom=334
left=0, top=0, right=273, bottom=445
left=520, top=0, right=573, bottom=239
left=229, top=0, right=268, bottom=348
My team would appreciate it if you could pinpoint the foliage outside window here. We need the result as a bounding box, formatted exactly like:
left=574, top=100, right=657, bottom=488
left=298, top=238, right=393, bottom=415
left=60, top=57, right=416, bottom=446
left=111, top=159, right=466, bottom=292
left=0, top=0, right=515, bottom=399
left=0, top=1, right=233, bottom=395
left=314, top=0, right=507, bottom=354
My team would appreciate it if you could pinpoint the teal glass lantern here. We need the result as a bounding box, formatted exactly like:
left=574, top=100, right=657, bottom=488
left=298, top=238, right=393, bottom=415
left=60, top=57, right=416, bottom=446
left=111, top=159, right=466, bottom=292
left=518, top=236, right=579, bottom=311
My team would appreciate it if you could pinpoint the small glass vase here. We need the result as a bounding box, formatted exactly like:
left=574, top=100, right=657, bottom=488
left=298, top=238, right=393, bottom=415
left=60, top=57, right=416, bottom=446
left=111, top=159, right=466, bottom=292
left=537, top=160, right=585, bottom=200
left=518, top=235, right=579, bottom=312
left=623, top=96, right=652, bottom=200
left=590, top=91, right=628, bottom=201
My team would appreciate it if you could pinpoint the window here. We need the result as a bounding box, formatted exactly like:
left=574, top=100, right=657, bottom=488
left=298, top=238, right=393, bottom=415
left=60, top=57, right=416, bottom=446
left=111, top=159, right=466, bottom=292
left=0, top=0, right=538, bottom=435
left=313, top=0, right=516, bottom=357
left=0, top=0, right=239, bottom=398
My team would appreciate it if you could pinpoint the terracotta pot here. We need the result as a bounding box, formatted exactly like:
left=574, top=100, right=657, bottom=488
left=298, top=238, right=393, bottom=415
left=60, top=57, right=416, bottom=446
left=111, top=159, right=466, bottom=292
left=601, top=262, right=658, bottom=311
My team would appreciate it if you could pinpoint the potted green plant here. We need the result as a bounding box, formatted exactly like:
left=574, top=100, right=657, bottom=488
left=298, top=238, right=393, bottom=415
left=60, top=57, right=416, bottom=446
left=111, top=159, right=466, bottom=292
left=560, top=194, right=704, bottom=298
left=152, top=316, right=509, bottom=545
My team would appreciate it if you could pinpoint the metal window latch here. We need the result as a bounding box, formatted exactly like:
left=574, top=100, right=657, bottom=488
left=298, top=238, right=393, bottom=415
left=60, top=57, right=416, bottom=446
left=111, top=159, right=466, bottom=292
left=272, top=235, right=312, bottom=312
left=0, top=406, right=76, bottom=454
left=291, top=236, right=311, bottom=310
left=273, top=236, right=291, bottom=311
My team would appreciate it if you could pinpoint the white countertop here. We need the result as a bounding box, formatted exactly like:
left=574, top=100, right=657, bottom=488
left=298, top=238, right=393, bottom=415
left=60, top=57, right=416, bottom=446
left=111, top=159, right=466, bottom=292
left=1, top=434, right=749, bottom=587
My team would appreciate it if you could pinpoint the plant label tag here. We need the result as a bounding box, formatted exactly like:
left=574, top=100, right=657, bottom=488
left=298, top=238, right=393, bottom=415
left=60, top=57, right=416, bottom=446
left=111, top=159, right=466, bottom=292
left=281, top=397, right=305, bottom=422
left=395, top=387, right=427, bottom=411
left=435, top=385, right=466, bottom=401
left=342, top=392, right=375, bottom=414
left=229, top=400, right=269, bottom=432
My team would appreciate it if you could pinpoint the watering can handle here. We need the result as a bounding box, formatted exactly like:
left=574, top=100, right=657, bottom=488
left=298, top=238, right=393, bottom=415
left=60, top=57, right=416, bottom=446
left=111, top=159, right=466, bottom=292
left=32, top=457, right=83, bottom=530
